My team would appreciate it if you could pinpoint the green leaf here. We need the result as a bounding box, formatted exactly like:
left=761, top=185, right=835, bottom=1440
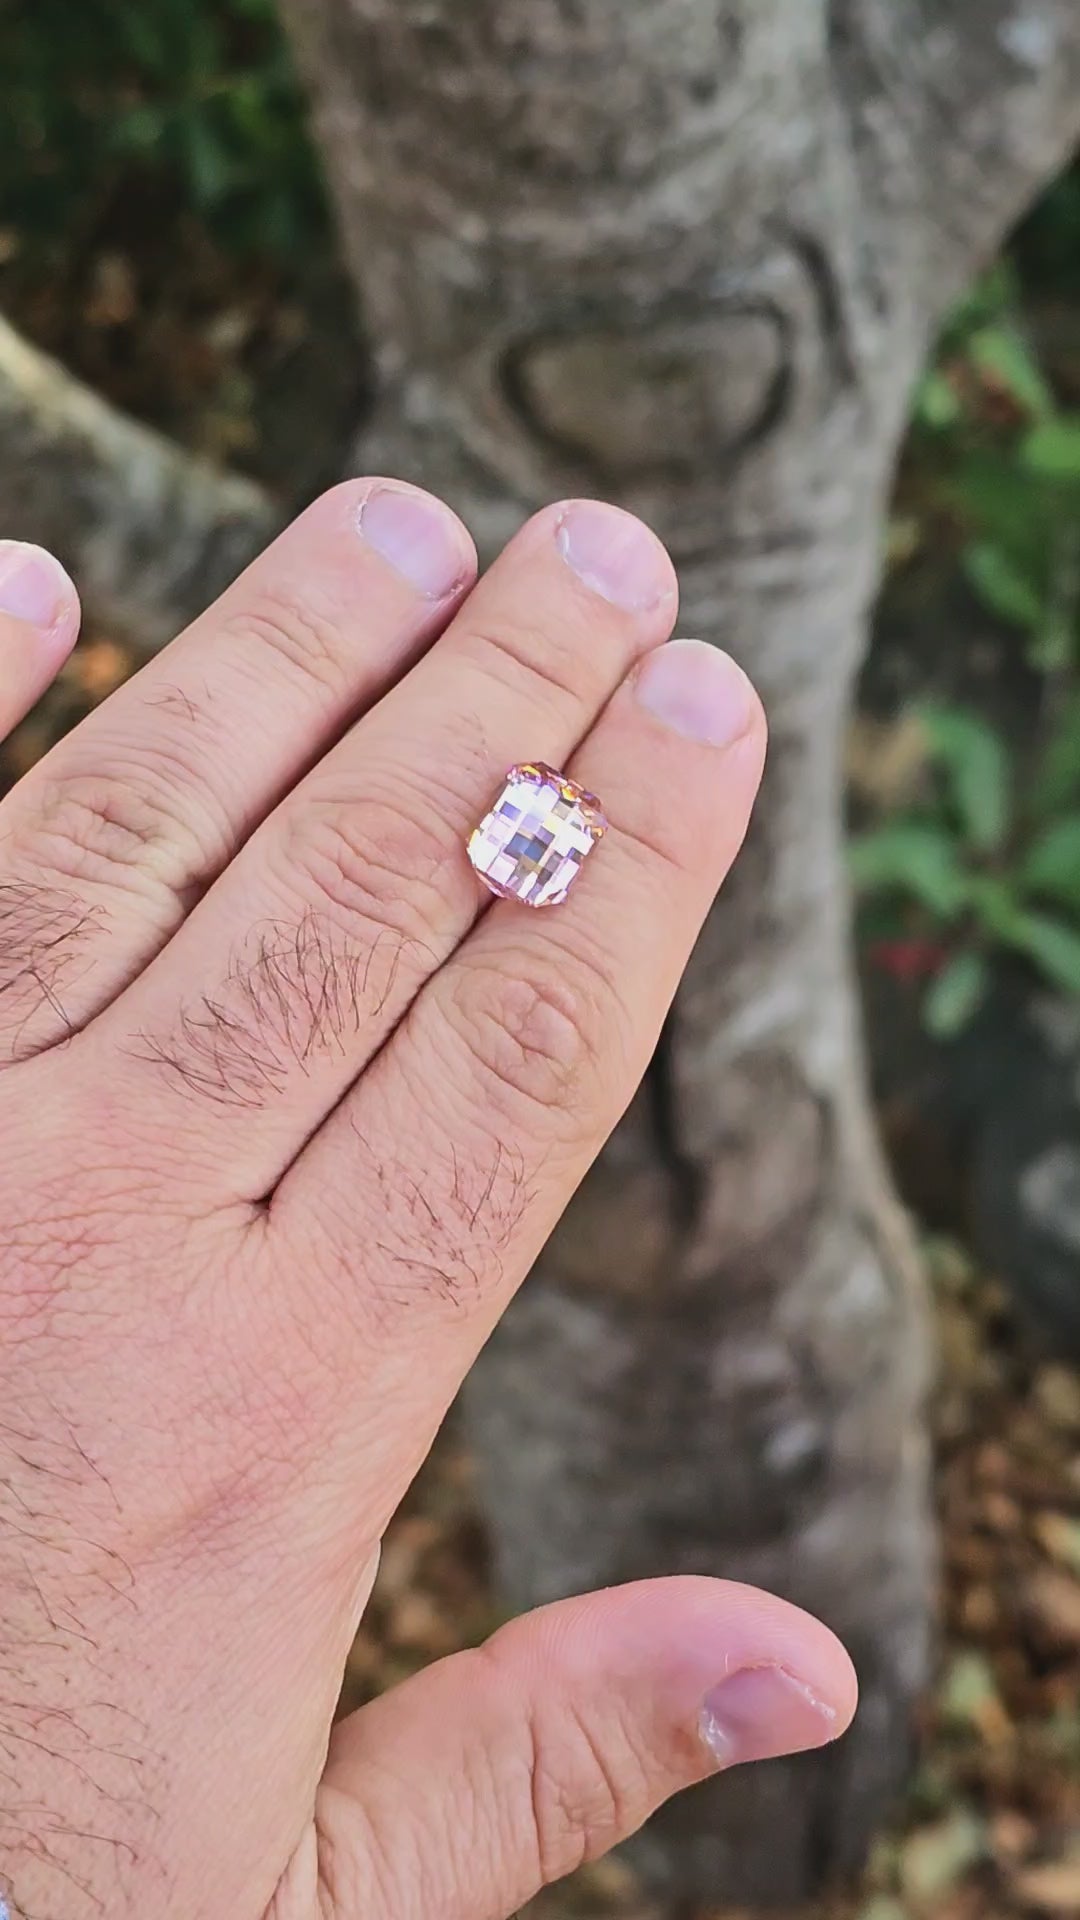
left=183, top=114, right=236, bottom=206
left=916, top=370, right=962, bottom=431
left=950, top=453, right=1048, bottom=571
left=1022, top=815, right=1080, bottom=910
left=1001, top=911, right=1080, bottom=994
left=1022, top=416, right=1080, bottom=482
left=112, top=11, right=170, bottom=73
left=850, top=824, right=968, bottom=918
left=921, top=706, right=1013, bottom=853
left=1031, top=693, right=1080, bottom=819
left=966, top=875, right=1025, bottom=939
left=923, top=952, right=991, bottom=1038
left=940, top=1647, right=1006, bottom=1728
left=963, top=541, right=1044, bottom=633
left=1028, top=606, right=1077, bottom=675
left=901, top=1808, right=987, bottom=1904
left=111, top=104, right=168, bottom=154
left=969, top=325, right=1054, bottom=420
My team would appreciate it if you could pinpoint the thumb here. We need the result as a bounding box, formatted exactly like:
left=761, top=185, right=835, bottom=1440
left=0, top=540, right=81, bottom=738
left=302, top=1577, right=857, bottom=1920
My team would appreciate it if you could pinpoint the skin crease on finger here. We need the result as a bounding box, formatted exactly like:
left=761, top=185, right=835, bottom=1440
left=58, top=494, right=683, bottom=1203
left=0, top=494, right=857, bottom=1920
left=0, top=483, right=479, bottom=1065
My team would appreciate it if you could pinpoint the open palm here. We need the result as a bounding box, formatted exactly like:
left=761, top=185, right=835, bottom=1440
left=0, top=492, right=853, bottom=1920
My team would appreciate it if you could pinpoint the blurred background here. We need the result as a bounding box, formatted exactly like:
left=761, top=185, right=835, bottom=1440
left=2, top=4, right=1079, bottom=1918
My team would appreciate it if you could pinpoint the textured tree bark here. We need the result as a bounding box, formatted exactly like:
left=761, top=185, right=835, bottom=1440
left=0, top=314, right=276, bottom=646
left=272, top=0, right=1080, bottom=1901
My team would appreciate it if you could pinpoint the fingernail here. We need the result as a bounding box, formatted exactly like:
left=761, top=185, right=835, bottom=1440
left=700, top=1666, right=839, bottom=1769
left=0, top=541, right=76, bottom=629
left=636, top=638, right=757, bottom=748
left=357, top=485, right=471, bottom=600
left=556, top=500, right=674, bottom=612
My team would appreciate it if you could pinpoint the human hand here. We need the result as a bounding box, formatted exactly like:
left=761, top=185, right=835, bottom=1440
left=0, top=494, right=855, bottom=1920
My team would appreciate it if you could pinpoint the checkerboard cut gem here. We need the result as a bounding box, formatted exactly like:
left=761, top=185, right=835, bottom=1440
left=468, top=763, right=607, bottom=908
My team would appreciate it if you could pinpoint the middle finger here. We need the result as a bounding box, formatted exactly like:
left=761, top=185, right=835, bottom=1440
left=81, top=500, right=677, bottom=1196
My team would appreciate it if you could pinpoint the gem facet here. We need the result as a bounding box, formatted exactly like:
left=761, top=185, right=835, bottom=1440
left=467, top=763, right=607, bottom=908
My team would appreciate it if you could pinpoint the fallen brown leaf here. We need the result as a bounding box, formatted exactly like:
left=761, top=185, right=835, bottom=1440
left=1011, top=1860, right=1080, bottom=1912
left=1023, top=1568, right=1080, bottom=1651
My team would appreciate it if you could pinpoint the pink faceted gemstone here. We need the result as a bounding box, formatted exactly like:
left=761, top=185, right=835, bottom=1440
left=468, top=763, right=607, bottom=908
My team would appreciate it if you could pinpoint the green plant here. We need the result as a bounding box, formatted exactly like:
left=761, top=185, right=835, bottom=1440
left=1, top=0, right=327, bottom=260
left=852, top=694, right=1080, bottom=1036
left=912, top=259, right=1080, bottom=674
left=868, top=215, right=1080, bottom=1037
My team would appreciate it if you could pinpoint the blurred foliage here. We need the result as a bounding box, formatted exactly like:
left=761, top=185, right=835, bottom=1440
left=852, top=695, right=1080, bottom=1035
left=0, top=0, right=328, bottom=260
left=0, top=0, right=359, bottom=485
left=857, top=193, right=1080, bottom=1037
left=913, top=252, right=1080, bottom=675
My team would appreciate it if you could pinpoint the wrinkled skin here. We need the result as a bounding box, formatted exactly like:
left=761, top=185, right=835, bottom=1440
left=0, top=491, right=854, bottom=1920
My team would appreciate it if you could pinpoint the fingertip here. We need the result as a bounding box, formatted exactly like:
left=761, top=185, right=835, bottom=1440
left=553, top=497, right=679, bottom=615
left=484, top=496, right=678, bottom=630
left=355, top=478, right=478, bottom=601
left=277, top=478, right=479, bottom=611
left=322, top=1572, right=860, bottom=1918
left=634, top=640, right=767, bottom=755
left=0, top=539, right=81, bottom=646
left=534, top=1575, right=858, bottom=1770
left=0, top=540, right=82, bottom=737
left=677, top=1575, right=859, bottom=1741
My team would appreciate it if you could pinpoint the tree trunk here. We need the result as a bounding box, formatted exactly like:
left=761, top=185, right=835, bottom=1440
left=278, top=0, right=1080, bottom=1901
left=0, top=315, right=276, bottom=647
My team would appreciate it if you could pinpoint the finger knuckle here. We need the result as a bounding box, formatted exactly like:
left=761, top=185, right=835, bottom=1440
left=10, top=767, right=213, bottom=896
left=462, top=619, right=591, bottom=714
left=523, top=1694, right=649, bottom=1882
left=445, top=957, right=601, bottom=1128
left=280, top=788, right=456, bottom=963
left=220, top=580, right=353, bottom=698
